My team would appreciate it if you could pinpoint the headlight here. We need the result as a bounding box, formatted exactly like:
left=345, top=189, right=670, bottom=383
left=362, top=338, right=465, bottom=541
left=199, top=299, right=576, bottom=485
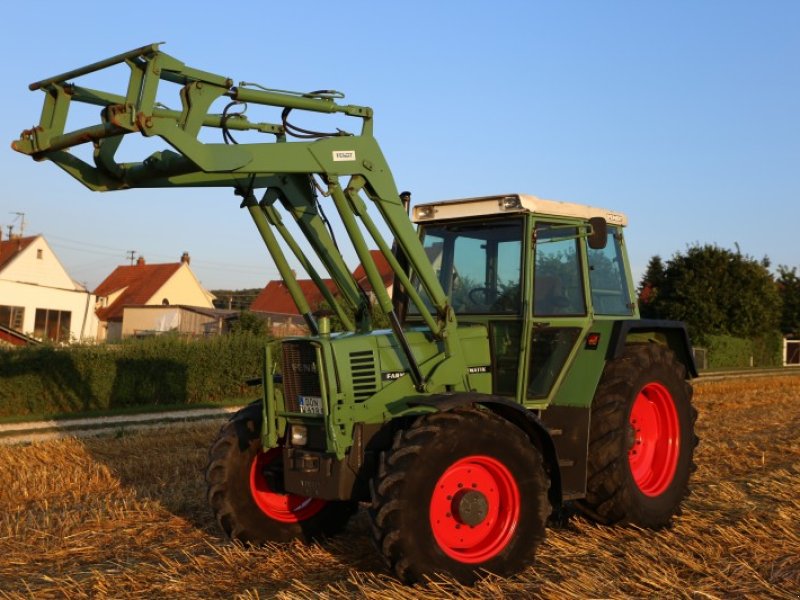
left=290, top=425, right=308, bottom=446
left=415, top=205, right=436, bottom=220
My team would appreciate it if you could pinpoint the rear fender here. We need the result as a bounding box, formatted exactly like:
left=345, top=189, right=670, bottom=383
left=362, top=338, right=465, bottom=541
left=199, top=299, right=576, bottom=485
left=608, top=319, right=698, bottom=378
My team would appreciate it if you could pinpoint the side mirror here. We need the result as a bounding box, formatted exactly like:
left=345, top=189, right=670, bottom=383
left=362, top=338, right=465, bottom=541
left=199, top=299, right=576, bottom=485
left=588, top=217, right=608, bottom=250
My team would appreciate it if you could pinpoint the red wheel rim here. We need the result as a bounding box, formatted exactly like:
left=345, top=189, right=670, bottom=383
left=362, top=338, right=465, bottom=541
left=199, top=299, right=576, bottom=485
left=429, top=455, right=520, bottom=563
left=249, top=448, right=326, bottom=523
left=628, top=382, right=680, bottom=496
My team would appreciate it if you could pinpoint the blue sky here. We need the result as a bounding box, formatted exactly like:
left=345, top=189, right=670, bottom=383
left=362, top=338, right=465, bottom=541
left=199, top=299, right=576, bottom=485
left=0, top=1, right=797, bottom=292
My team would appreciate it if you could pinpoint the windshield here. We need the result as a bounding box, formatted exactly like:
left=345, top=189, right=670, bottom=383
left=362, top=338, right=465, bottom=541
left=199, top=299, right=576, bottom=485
left=410, top=217, right=523, bottom=314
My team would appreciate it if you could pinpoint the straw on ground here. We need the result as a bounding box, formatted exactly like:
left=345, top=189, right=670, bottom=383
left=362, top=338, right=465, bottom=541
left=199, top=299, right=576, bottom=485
left=1, top=376, right=798, bottom=598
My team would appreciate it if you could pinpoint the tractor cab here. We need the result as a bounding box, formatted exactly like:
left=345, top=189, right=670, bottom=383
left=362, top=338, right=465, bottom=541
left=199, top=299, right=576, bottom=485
left=405, top=194, right=635, bottom=404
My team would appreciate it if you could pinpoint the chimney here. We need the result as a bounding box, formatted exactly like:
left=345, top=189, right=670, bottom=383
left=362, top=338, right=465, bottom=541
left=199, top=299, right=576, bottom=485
left=180, top=251, right=190, bottom=265
left=136, top=256, right=146, bottom=266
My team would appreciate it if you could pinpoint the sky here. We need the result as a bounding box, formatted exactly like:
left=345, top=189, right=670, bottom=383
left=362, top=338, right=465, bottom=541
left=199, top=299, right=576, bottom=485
left=0, top=1, right=798, bottom=294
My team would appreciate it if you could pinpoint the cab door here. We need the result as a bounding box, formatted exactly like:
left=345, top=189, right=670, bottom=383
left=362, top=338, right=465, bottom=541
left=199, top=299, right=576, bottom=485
left=524, top=221, right=589, bottom=403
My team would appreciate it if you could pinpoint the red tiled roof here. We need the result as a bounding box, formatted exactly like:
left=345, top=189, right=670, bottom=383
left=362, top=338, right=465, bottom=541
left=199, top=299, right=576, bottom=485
left=0, top=236, right=36, bottom=272
left=250, top=279, right=340, bottom=315
left=251, top=251, right=396, bottom=315
left=352, top=249, right=394, bottom=292
left=94, top=262, right=182, bottom=321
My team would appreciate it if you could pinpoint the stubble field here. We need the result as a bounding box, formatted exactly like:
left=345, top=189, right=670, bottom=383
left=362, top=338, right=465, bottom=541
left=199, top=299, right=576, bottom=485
left=1, top=375, right=798, bottom=599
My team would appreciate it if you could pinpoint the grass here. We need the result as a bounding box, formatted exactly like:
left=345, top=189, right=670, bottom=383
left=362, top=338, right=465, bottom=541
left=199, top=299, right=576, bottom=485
left=0, top=375, right=798, bottom=598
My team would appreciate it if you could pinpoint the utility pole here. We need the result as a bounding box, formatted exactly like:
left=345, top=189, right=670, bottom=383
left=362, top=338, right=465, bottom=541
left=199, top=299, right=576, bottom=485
left=126, top=250, right=136, bottom=265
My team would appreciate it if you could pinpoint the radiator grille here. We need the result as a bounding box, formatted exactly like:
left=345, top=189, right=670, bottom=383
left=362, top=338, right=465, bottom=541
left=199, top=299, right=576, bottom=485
left=350, top=350, right=377, bottom=403
left=281, top=342, right=321, bottom=413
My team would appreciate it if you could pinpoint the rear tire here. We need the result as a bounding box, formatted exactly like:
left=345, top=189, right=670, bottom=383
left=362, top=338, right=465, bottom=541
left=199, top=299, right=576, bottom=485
left=578, top=342, right=698, bottom=527
left=205, top=405, right=356, bottom=544
left=370, top=407, right=550, bottom=584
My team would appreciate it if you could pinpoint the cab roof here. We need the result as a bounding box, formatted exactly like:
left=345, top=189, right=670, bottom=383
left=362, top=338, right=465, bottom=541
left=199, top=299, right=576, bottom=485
left=411, top=193, right=628, bottom=226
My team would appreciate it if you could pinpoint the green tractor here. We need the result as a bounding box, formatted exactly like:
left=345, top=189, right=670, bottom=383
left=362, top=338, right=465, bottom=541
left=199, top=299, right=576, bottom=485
left=13, top=44, right=698, bottom=584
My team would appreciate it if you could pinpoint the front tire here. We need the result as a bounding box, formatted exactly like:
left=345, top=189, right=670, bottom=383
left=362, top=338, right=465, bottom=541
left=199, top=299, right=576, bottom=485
left=205, top=405, right=356, bottom=544
left=579, top=342, right=698, bottom=527
left=370, top=407, right=550, bottom=584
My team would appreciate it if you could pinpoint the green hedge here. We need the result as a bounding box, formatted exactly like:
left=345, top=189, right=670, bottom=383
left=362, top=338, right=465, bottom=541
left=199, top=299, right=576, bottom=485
left=0, top=334, right=275, bottom=419
left=704, top=332, right=783, bottom=369
left=750, top=331, right=784, bottom=367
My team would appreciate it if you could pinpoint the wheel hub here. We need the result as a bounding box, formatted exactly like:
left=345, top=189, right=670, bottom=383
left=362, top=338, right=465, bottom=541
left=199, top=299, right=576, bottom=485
left=455, top=490, right=489, bottom=526
left=429, top=455, right=521, bottom=563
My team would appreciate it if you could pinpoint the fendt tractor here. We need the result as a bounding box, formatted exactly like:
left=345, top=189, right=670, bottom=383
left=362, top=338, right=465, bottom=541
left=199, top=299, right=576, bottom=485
left=13, top=44, right=698, bottom=584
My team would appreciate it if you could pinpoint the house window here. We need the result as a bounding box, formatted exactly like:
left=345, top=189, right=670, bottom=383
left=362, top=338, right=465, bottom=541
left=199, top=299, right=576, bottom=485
left=36, top=249, right=43, bottom=259
left=0, top=305, right=25, bottom=331
left=34, top=309, right=72, bottom=342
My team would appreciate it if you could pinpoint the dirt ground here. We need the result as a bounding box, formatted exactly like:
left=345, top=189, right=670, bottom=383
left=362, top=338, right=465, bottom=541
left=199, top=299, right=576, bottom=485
left=1, top=375, right=798, bottom=599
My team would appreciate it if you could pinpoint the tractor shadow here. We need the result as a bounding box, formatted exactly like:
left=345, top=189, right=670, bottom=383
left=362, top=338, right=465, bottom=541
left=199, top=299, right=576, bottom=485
left=76, top=404, right=390, bottom=578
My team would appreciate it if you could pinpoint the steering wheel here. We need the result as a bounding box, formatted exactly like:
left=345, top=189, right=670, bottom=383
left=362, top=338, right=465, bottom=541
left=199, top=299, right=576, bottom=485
left=468, top=287, right=490, bottom=305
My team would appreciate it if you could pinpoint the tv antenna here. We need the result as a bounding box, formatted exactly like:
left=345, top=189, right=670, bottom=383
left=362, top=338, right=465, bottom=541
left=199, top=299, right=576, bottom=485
left=9, top=212, right=26, bottom=237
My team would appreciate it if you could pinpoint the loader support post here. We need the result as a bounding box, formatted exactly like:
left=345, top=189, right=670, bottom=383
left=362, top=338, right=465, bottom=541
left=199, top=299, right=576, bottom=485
left=264, top=176, right=370, bottom=329
left=344, top=177, right=440, bottom=336
left=245, top=194, right=319, bottom=335
left=260, top=202, right=355, bottom=332
left=327, top=179, right=427, bottom=390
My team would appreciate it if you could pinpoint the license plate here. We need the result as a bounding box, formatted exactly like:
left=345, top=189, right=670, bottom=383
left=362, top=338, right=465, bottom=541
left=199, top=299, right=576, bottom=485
left=298, top=395, right=323, bottom=414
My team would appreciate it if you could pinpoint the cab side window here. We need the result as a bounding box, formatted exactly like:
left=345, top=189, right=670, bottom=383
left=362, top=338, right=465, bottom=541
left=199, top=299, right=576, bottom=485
left=586, top=226, right=633, bottom=316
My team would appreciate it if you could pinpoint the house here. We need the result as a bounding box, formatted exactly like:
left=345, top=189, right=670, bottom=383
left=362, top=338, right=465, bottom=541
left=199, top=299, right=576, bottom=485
left=250, top=250, right=395, bottom=337
left=0, top=234, right=99, bottom=343
left=94, top=253, right=215, bottom=341
left=120, top=305, right=237, bottom=338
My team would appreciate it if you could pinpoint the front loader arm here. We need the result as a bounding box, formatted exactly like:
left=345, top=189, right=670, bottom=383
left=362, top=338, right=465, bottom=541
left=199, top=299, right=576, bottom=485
left=12, top=43, right=469, bottom=392
left=14, top=43, right=369, bottom=190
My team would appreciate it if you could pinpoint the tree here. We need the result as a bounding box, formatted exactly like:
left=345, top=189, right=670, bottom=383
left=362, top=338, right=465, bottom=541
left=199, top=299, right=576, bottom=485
left=230, top=311, right=270, bottom=336
left=777, top=265, right=800, bottom=334
left=209, top=288, right=262, bottom=310
left=641, top=244, right=781, bottom=340
left=638, top=255, right=666, bottom=319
